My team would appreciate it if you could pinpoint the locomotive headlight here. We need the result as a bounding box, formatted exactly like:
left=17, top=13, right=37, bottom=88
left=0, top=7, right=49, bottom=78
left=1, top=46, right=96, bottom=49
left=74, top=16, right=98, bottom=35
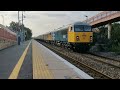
left=76, top=36, right=79, bottom=41
left=90, top=36, right=92, bottom=42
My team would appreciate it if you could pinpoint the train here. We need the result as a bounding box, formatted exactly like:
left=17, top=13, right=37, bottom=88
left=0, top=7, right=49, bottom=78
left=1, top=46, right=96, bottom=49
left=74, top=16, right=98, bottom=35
left=36, top=21, right=93, bottom=52
left=0, top=24, right=17, bottom=50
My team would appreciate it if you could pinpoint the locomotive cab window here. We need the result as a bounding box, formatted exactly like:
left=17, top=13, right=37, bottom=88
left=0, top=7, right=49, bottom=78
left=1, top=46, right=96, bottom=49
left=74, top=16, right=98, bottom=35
left=74, top=25, right=91, bottom=32
left=74, top=25, right=84, bottom=32
left=84, top=26, right=91, bottom=32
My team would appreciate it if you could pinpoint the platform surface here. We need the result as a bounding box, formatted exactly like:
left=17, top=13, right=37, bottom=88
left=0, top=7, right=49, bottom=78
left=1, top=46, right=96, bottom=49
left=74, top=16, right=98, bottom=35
left=0, top=41, right=32, bottom=79
left=0, top=39, right=93, bottom=79
left=32, top=40, right=93, bottom=79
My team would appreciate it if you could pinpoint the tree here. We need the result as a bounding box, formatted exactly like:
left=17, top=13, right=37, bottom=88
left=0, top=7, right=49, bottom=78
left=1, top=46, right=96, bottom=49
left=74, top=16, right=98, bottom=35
left=93, top=25, right=108, bottom=44
left=9, top=21, right=32, bottom=40
left=93, top=22, right=120, bottom=52
left=111, top=22, right=120, bottom=45
left=24, top=27, right=32, bottom=40
left=9, top=21, right=20, bottom=32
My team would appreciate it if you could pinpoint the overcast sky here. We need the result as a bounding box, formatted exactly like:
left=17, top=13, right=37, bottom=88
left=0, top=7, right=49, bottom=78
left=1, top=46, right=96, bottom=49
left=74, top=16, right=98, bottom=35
left=0, top=11, right=102, bottom=37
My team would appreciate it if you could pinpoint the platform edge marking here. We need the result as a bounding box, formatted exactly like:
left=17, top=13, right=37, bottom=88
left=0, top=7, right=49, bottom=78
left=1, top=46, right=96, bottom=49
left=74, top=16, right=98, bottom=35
left=32, top=40, right=54, bottom=79
left=8, top=41, right=31, bottom=79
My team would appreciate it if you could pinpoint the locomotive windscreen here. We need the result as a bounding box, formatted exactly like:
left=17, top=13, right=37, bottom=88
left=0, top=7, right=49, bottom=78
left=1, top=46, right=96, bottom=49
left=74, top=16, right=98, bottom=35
left=74, top=25, right=91, bottom=32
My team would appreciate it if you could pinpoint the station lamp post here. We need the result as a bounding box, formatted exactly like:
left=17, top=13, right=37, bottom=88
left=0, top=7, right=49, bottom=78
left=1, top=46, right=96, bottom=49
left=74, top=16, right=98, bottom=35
left=84, top=15, right=88, bottom=23
left=0, top=15, right=4, bottom=25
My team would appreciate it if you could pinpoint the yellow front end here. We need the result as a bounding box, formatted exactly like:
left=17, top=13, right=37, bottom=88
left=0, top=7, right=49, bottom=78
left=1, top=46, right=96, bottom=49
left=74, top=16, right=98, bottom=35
left=68, top=32, right=93, bottom=43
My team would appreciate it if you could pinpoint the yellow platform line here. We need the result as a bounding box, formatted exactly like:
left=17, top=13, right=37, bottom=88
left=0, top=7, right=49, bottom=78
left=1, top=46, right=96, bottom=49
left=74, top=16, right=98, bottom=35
left=32, top=40, right=54, bottom=79
left=8, top=41, right=31, bottom=79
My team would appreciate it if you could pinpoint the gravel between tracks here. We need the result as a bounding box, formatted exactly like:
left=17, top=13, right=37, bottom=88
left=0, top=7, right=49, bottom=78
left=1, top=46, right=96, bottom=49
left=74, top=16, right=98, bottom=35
left=37, top=41, right=120, bottom=79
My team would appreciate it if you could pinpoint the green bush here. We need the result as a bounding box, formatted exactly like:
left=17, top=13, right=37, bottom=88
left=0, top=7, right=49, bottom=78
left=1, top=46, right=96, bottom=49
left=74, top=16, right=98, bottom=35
left=92, top=22, right=120, bottom=52
left=110, top=43, right=120, bottom=52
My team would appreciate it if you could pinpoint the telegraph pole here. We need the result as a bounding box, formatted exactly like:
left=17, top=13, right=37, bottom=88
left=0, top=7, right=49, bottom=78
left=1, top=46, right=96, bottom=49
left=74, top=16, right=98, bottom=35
left=18, top=11, right=20, bottom=32
left=18, top=11, right=19, bottom=24
left=22, top=11, right=25, bottom=42
left=22, top=11, right=24, bottom=42
left=18, top=11, right=21, bottom=45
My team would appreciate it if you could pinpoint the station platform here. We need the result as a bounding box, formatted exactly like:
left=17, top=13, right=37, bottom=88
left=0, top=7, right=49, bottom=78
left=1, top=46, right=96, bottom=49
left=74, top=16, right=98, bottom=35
left=0, top=39, right=93, bottom=79
left=32, top=40, right=93, bottom=79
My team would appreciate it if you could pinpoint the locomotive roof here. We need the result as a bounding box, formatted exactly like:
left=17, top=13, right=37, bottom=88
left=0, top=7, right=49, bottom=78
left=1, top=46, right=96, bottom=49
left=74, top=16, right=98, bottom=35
left=40, top=21, right=91, bottom=36
left=73, top=21, right=91, bottom=26
left=54, top=21, right=91, bottom=32
left=0, top=24, right=16, bottom=35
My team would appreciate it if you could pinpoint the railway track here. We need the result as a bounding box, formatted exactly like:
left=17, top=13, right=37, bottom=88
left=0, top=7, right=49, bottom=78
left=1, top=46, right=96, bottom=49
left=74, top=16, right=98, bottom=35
left=72, top=52, right=120, bottom=79
left=89, top=52, right=120, bottom=62
left=37, top=41, right=115, bottom=79
left=81, top=53, right=120, bottom=69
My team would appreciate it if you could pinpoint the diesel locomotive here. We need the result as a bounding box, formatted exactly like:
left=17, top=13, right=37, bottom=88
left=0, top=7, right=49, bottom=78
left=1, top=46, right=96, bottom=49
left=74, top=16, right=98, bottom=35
left=36, top=21, right=93, bottom=52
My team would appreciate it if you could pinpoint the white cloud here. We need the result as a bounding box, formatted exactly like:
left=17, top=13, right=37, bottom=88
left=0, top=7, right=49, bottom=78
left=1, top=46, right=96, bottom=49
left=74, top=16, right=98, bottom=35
left=0, top=11, right=101, bottom=37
